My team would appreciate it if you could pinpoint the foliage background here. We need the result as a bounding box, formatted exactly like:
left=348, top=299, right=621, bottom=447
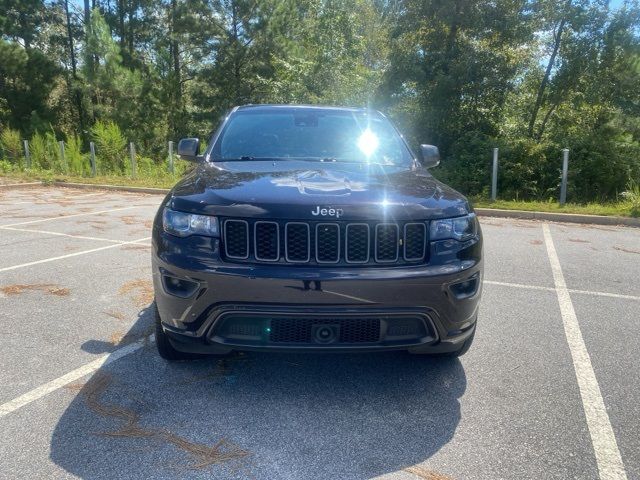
left=1, top=0, right=639, bottom=203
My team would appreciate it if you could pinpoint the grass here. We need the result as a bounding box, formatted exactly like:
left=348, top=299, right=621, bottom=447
left=472, top=198, right=637, bottom=217
left=0, top=170, right=179, bottom=189
left=2, top=171, right=636, bottom=218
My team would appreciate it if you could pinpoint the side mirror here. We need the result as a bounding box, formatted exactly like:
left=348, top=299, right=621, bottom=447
left=177, top=138, right=201, bottom=162
left=419, top=144, right=440, bottom=168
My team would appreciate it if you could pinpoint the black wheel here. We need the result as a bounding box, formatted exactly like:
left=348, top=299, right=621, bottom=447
left=154, top=302, right=204, bottom=361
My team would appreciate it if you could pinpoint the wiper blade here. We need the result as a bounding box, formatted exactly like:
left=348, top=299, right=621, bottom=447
left=292, top=157, right=363, bottom=163
left=218, top=156, right=291, bottom=161
left=323, top=158, right=364, bottom=163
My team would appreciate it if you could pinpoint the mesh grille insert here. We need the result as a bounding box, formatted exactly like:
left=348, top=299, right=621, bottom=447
left=404, top=223, right=426, bottom=261
left=285, top=223, right=310, bottom=262
left=375, top=224, right=399, bottom=262
left=224, top=220, right=249, bottom=259
left=316, top=224, right=340, bottom=263
left=269, top=318, right=381, bottom=343
left=255, top=222, right=279, bottom=261
left=346, top=224, right=369, bottom=263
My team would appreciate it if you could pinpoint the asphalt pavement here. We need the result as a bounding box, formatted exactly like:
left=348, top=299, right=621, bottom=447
left=0, top=185, right=638, bottom=480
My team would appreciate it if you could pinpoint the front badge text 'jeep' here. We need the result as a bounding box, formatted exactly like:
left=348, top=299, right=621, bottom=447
left=311, top=206, right=344, bottom=218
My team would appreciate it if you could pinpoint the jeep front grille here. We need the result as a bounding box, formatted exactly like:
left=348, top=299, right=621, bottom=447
left=222, top=219, right=428, bottom=266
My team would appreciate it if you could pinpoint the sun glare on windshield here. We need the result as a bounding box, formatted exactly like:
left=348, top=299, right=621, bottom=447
left=357, top=128, right=380, bottom=157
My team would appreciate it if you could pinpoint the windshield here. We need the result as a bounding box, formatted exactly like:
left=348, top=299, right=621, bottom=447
left=210, top=108, right=413, bottom=166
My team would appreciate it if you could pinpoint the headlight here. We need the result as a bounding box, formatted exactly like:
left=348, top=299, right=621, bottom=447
left=430, top=213, right=477, bottom=241
left=162, top=208, right=219, bottom=237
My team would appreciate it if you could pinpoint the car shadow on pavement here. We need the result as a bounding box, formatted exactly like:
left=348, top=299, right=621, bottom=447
left=50, top=304, right=466, bottom=479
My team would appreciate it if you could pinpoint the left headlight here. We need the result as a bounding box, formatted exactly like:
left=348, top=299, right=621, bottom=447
left=430, top=213, right=478, bottom=241
left=162, top=208, right=219, bottom=237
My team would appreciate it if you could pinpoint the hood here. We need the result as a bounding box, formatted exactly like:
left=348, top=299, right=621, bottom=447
left=169, top=160, right=470, bottom=221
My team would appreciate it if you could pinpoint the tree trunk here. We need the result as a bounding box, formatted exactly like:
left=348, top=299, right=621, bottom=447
left=232, top=0, right=241, bottom=103
left=83, top=0, right=91, bottom=28
left=527, top=16, right=567, bottom=138
left=64, top=0, right=78, bottom=76
left=168, top=0, right=182, bottom=138
left=64, top=0, right=86, bottom=135
left=536, top=101, right=559, bottom=140
left=171, top=0, right=181, bottom=102
left=128, top=0, right=135, bottom=63
left=83, top=0, right=94, bottom=79
left=118, top=0, right=126, bottom=53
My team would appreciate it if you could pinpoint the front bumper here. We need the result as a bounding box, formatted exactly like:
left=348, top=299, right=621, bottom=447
left=152, top=231, right=482, bottom=354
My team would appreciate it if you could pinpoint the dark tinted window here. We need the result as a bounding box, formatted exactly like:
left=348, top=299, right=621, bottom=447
left=211, top=108, right=412, bottom=166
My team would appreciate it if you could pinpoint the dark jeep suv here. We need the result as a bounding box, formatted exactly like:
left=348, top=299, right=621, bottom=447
left=152, top=105, right=482, bottom=360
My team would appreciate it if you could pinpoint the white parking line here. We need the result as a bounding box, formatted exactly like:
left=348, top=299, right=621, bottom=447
left=484, top=280, right=555, bottom=292
left=0, top=206, right=140, bottom=228
left=567, top=288, right=640, bottom=302
left=0, top=237, right=151, bottom=273
left=543, top=224, right=627, bottom=480
left=0, top=336, right=152, bottom=418
left=484, top=280, right=640, bottom=301
left=0, top=226, right=127, bottom=244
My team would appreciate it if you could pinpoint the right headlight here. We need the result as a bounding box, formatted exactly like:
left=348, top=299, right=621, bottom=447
left=430, top=213, right=478, bottom=241
left=162, top=208, right=219, bottom=237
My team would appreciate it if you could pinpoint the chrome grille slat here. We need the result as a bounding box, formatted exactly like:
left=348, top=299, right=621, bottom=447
left=222, top=219, right=427, bottom=265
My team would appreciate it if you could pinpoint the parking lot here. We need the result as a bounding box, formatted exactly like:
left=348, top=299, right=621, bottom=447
left=0, top=185, right=638, bottom=480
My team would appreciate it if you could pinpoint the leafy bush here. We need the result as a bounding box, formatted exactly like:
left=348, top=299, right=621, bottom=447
left=0, top=128, right=23, bottom=167
left=172, top=158, right=192, bottom=176
left=565, top=125, right=640, bottom=203
left=30, top=131, right=59, bottom=170
left=498, top=139, right=560, bottom=201
left=0, top=159, right=15, bottom=173
left=65, top=135, right=88, bottom=175
left=434, top=131, right=494, bottom=197
left=125, top=155, right=155, bottom=178
left=621, top=179, right=640, bottom=217
left=91, top=121, right=127, bottom=174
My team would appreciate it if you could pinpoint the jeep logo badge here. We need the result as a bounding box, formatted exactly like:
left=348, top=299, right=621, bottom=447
left=311, top=206, right=343, bottom=219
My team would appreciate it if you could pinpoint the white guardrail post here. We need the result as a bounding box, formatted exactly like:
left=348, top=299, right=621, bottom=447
left=168, top=141, right=174, bottom=174
left=560, top=148, right=569, bottom=206
left=491, top=147, right=498, bottom=201
left=23, top=140, right=31, bottom=169
left=89, top=141, right=97, bottom=177
left=130, top=142, right=137, bottom=178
